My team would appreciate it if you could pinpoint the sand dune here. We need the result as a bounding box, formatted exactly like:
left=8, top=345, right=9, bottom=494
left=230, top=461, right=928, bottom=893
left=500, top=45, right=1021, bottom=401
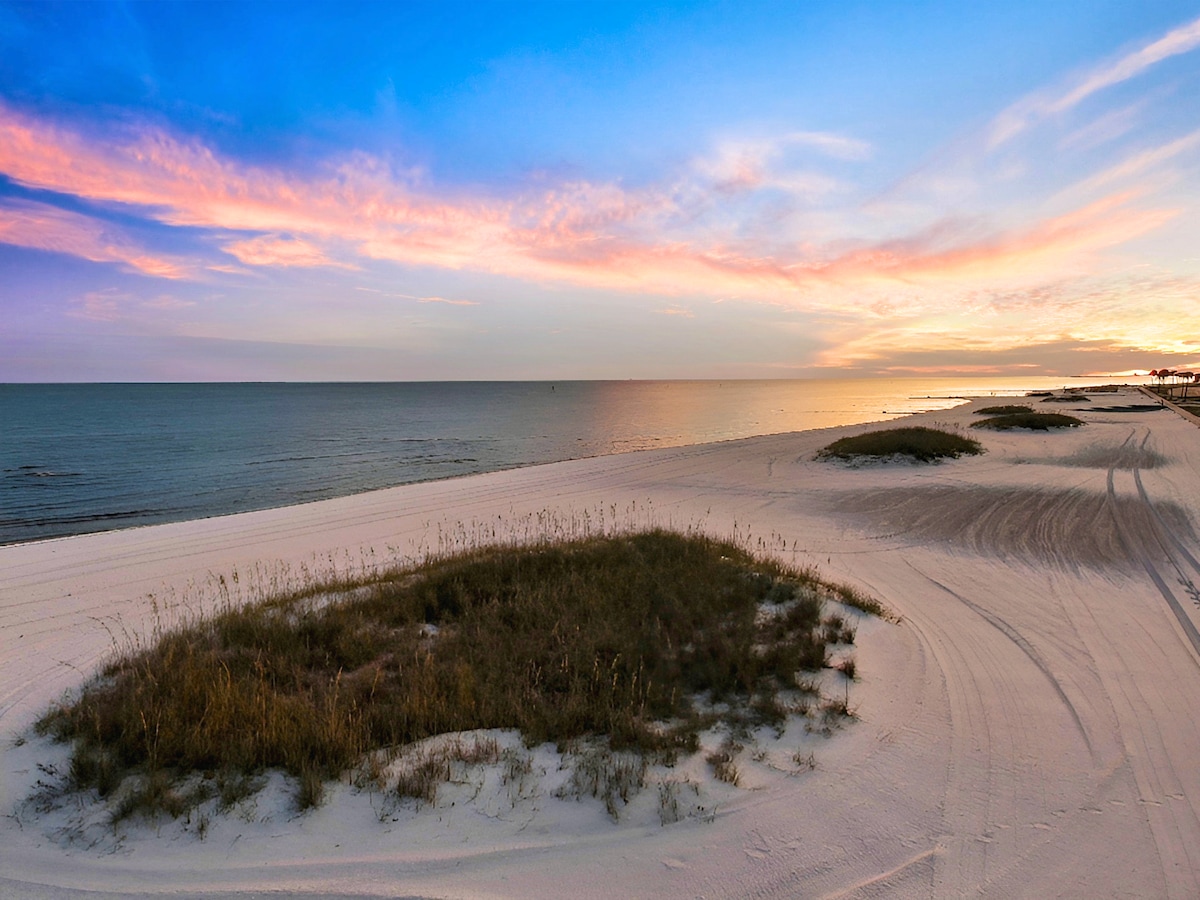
left=2, top=388, right=1199, bottom=898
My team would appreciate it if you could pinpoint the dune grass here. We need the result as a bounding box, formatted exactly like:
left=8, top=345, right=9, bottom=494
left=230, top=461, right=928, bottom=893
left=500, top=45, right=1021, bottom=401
left=817, top=426, right=983, bottom=463
left=971, top=412, right=1083, bottom=431
left=36, top=529, right=878, bottom=821
left=975, top=404, right=1032, bottom=416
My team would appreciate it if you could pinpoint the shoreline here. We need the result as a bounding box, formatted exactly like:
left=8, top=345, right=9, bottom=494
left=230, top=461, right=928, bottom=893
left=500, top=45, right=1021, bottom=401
left=2, top=376, right=1102, bottom=548
left=3, top=385, right=1199, bottom=898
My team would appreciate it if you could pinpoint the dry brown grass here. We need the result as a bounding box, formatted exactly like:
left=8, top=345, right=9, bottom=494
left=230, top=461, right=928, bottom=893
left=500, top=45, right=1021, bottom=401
left=37, top=529, right=881, bottom=821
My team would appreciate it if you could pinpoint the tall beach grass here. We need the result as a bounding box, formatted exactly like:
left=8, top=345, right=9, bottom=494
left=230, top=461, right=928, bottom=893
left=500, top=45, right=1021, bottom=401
left=36, top=517, right=886, bottom=823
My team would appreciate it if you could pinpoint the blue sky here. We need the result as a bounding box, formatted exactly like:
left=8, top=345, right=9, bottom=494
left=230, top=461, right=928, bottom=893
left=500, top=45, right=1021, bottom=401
left=2, top=1, right=1199, bottom=380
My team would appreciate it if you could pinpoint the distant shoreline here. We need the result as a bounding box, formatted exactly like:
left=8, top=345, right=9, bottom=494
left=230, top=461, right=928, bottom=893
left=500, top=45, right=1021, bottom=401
left=2, top=376, right=1098, bottom=546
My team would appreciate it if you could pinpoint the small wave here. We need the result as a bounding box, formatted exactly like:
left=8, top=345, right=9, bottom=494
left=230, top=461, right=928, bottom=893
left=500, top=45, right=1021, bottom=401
left=8, top=469, right=83, bottom=478
left=16, top=508, right=171, bottom=527
left=246, top=456, right=322, bottom=466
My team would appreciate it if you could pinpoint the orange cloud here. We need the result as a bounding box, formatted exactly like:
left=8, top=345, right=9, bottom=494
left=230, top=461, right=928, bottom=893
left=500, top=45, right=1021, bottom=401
left=0, top=103, right=1180, bottom=302
left=0, top=199, right=189, bottom=278
left=814, top=269, right=1200, bottom=368
left=810, top=192, right=1177, bottom=286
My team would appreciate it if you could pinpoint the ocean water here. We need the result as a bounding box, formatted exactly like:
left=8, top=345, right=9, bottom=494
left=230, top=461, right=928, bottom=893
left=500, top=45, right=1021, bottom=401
left=1, top=377, right=1088, bottom=544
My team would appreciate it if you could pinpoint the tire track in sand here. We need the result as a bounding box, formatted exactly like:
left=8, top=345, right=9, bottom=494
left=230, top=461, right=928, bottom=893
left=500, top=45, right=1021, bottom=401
left=1105, top=463, right=1200, bottom=658
left=879, top=555, right=1106, bottom=895
left=1100, top=437, right=1200, bottom=897
left=907, top=565, right=1095, bottom=762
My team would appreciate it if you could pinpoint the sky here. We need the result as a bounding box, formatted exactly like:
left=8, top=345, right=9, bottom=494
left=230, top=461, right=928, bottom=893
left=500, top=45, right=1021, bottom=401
left=2, top=1, right=1200, bottom=381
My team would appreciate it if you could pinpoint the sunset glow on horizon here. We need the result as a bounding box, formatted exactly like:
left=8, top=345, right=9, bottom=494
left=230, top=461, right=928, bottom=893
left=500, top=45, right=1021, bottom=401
left=3, top=1, right=1200, bottom=381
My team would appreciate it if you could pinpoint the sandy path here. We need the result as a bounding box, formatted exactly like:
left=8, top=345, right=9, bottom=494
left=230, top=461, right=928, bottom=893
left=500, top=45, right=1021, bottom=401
left=2, top=389, right=1199, bottom=898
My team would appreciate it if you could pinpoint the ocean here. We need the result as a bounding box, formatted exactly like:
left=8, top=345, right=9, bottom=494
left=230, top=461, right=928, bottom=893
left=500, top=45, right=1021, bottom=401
left=1, top=377, right=1089, bottom=545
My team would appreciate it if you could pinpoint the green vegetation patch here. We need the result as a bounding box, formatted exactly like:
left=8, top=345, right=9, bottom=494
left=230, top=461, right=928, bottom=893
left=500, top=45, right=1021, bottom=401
left=37, top=530, right=879, bottom=819
left=975, top=404, right=1032, bottom=416
left=971, top=412, right=1084, bottom=431
left=817, top=426, right=983, bottom=463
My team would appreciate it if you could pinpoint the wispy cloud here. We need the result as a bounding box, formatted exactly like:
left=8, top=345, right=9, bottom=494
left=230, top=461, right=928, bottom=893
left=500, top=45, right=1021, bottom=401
left=1068, top=129, right=1200, bottom=194
left=222, top=234, right=354, bottom=269
left=0, top=100, right=1182, bottom=310
left=141, top=294, right=196, bottom=311
left=988, top=14, right=1200, bottom=147
left=68, top=289, right=125, bottom=321
left=1051, top=16, right=1200, bottom=111
left=817, top=192, right=1176, bottom=285
left=692, top=131, right=866, bottom=196
left=66, top=289, right=198, bottom=323
left=416, top=295, right=479, bottom=306
left=0, top=198, right=189, bottom=278
left=0, top=103, right=880, bottom=296
left=354, top=288, right=478, bottom=306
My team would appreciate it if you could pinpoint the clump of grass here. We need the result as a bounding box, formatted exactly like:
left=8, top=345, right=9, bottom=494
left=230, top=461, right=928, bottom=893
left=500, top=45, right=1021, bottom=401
left=971, top=412, right=1084, bottom=431
left=816, top=426, right=983, bottom=463
left=394, top=750, right=451, bottom=807
left=556, top=743, right=649, bottom=819
left=706, top=742, right=742, bottom=786
left=37, top=530, right=880, bottom=821
left=975, top=404, right=1032, bottom=416
left=822, top=613, right=856, bottom=645
left=297, top=764, right=325, bottom=811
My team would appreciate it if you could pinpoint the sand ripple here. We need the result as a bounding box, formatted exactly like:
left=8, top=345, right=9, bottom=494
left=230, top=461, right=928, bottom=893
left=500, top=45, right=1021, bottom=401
left=831, top=485, right=1194, bottom=569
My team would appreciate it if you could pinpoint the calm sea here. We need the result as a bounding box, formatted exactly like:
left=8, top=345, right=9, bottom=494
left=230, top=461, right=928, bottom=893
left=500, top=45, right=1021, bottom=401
left=1, top=377, right=1088, bottom=545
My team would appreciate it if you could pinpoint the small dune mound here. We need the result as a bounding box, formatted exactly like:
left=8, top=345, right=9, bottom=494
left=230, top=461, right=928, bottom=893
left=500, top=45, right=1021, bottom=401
left=972, top=412, right=1083, bottom=431
left=34, top=530, right=882, bottom=823
left=817, top=427, right=983, bottom=463
left=975, top=405, right=1032, bottom=416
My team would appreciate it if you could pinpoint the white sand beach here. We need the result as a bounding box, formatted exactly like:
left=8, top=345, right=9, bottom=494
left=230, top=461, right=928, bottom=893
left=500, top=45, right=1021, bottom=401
left=2, top=388, right=1199, bottom=898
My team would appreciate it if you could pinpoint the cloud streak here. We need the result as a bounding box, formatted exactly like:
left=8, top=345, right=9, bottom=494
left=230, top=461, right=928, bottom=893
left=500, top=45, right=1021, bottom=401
left=222, top=234, right=354, bottom=269
left=0, top=198, right=189, bottom=278
left=0, top=98, right=1182, bottom=311
left=988, top=14, right=1200, bottom=146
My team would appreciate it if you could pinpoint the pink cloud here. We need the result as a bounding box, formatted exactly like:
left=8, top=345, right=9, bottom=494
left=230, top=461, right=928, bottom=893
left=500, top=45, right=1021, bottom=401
left=68, top=289, right=124, bottom=321
left=223, top=234, right=353, bottom=268
left=0, top=199, right=189, bottom=278
left=694, top=132, right=865, bottom=197
left=0, top=103, right=1180, bottom=301
left=810, top=192, right=1176, bottom=285
left=141, top=295, right=196, bottom=310
left=416, top=296, right=479, bottom=306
